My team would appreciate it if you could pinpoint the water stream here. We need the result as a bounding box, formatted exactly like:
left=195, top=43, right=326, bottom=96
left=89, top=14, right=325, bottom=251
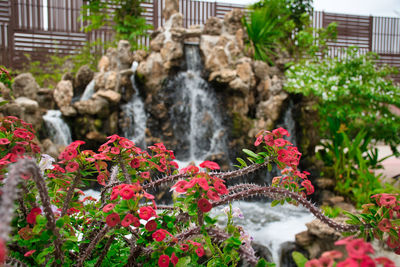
left=168, top=45, right=227, bottom=162
left=42, top=110, right=72, bottom=146
left=80, top=79, right=95, bottom=101
left=120, top=62, right=147, bottom=148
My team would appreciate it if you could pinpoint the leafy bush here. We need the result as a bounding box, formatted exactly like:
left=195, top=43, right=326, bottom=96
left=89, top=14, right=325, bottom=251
left=0, top=117, right=399, bottom=266
left=285, top=47, right=400, bottom=149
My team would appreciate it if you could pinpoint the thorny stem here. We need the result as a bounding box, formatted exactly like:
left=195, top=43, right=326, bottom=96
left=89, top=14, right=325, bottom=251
left=94, top=234, right=115, bottom=267
left=142, top=160, right=271, bottom=190
left=61, top=172, right=82, bottom=217
left=77, top=225, right=110, bottom=267
left=214, top=185, right=364, bottom=233
left=24, top=159, right=64, bottom=266
left=118, top=156, right=131, bottom=183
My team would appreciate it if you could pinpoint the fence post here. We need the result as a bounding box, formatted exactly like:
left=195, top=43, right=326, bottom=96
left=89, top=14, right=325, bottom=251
left=368, top=15, right=373, bottom=52
left=153, top=0, right=158, bottom=29
left=7, top=0, right=15, bottom=69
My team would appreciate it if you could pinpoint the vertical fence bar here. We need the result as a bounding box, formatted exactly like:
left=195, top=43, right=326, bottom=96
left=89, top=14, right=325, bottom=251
left=368, top=15, right=373, bottom=52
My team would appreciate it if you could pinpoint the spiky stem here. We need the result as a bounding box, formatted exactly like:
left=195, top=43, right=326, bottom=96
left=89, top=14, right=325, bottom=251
left=94, top=234, right=115, bottom=267
left=214, top=185, right=363, bottom=233
left=77, top=225, right=109, bottom=267
left=61, top=172, right=81, bottom=217
left=118, top=156, right=131, bottom=183
left=24, top=159, right=64, bottom=265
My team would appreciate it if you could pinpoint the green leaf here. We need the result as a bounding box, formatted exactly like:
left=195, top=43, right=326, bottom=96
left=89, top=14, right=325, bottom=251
left=255, top=258, right=268, bottom=267
left=292, top=251, right=308, bottom=267
left=176, top=256, right=191, bottom=267
left=236, top=157, right=247, bottom=167
left=243, top=149, right=261, bottom=159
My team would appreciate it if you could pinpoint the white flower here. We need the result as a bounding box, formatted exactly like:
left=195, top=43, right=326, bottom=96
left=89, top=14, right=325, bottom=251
left=232, top=207, right=244, bottom=219
left=38, top=154, right=55, bottom=173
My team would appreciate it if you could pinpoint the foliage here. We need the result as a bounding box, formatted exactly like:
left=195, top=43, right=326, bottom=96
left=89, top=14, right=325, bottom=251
left=0, top=117, right=399, bottom=266
left=285, top=47, right=400, bottom=151
left=321, top=205, right=342, bottom=218
left=80, top=0, right=152, bottom=50
left=0, top=66, right=12, bottom=90
left=242, top=0, right=290, bottom=64
left=19, top=54, right=72, bottom=89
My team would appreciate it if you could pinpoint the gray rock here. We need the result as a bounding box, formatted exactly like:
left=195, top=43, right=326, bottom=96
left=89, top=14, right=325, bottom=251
left=117, top=40, right=133, bottom=69
left=74, top=65, right=94, bottom=96
left=12, top=73, right=40, bottom=100
left=54, top=80, right=73, bottom=108
left=204, top=17, right=223, bottom=35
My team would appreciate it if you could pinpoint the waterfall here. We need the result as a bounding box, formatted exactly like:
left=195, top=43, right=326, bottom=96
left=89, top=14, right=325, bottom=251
left=120, top=62, right=147, bottom=148
left=168, top=45, right=227, bottom=162
left=43, top=110, right=72, bottom=146
left=277, top=99, right=297, bottom=146
left=80, top=79, right=95, bottom=101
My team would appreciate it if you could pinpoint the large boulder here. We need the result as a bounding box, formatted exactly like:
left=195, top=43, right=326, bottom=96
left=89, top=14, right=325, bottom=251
left=256, top=92, right=288, bottom=122
left=160, top=41, right=183, bottom=69
left=223, top=9, right=244, bottom=35
left=74, top=65, right=94, bottom=96
left=137, top=53, right=167, bottom=93
left=73, top=96, right=109, bottom=117
left=163, top=0, right=179, bottom=21
left=204, top=17, right=223, bottom=35
left=54, top=80, right=73, bottom=108
left=117, top=40, right=133, bottom=69
left=0, top=82, right=11, bottom=100
left=12, top=73, right=40, bottom=100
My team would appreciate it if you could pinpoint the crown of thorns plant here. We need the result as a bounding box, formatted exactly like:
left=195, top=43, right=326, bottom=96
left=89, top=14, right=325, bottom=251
left=0, top=116, right=398, bottom=266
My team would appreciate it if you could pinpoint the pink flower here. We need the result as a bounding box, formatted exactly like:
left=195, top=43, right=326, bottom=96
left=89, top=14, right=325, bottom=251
left=336, top=258, right=358, bottom=267
left=152, top=229, right=166, bottom=242
left=171, top=252, right=179, bottom=266
left=197, top=198, right=212, bottom=212
left=180, top=165, right=199, bottom=174
left=119, top=138, right=134, bottom=149
left=130, top=158, right=140, bottom=168
left=97, top=173, right=107, bottom=186
left=139, top=206, right=156, bottom=220
left=272, top=127, right=290, bottom=137
left=196, top=178, right=209, bottom=191
left=27, top=207, right=42, bottom=225
left=180, top=244, right=189, bottom=251
left=0, top=138, right=10, bottom=145
left=158, top=254, right=169, bottom=267
left=264, top=134, right=274, bottom=146
left=274, top=138, right=286, bottom=147
left=345, top=239, right=374, bottom=259
left=145, top=220, right=157, bottom=232
left=140, top=171, right=150, bottom=179
left=214, top=181, right=228, bottom=195
left=103, top=203, right=115, bottom=213
left=65, top=161, right=79, bottom=172
left=172, top=180, right=188, bottom=193
left=106, top=213, right=120, bottom=227
left=110, top=147, right=120, bottom=155
left=305, top=259, right=321, bottom=267
left=375, top=257, right=396, bottom=267
left=199, top=160, right=220, bottom=170
left=254, top=135, right=263, bottom=146
left=24, top=250, right=36, bottom=257
left=11, top=145, right=25, bottom=155
left=195, top=246, right=205, bottom=257
left=207, top=190, right=220, bottom=201
left=119, top=186, right=135, bottom=200
left=321, top=250, right=343, bottom=259
left=121, top=214, right=135, bottom=227
left=378, top=218, right=392, bottom=232
left=301, top=180, right=314, bottom=195
left=0, top=239, right=6, bottom=264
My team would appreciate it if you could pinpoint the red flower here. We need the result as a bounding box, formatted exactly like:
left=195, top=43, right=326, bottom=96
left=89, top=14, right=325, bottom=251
left=119, top=138, right=134, bottom=149
left=18, top=226, right=33, bottom=240
left=214, top=181, right=228, bottom=195
left=11, top=145, right=25, bottom=155
left=131, top=216, right=140, bottom=227
left=272, top=127, right=290, bottom=137
left=195, top=246, right=205, bottom=257
left=152, top=229, right=166, bottom=242
left=158, top=254, right=169, bottom=267
left=199, top=160, right=220, bottom=170
left=378, top=218, right=392, bottom=232
left=97, top=173, right=107, bottom=186
left=140, top=171, right=150, bottom=179
left=65, top=161, right=79, bottom=172
left=180, top=243, right=189, bottom=251
left=301, top=180, right=314, bottom=195
left=207, top=190, right=220, bottom=201
left=121, top=214, right=136, bottom=227
left=119, top=186, right=135, bottom=200
left=172, top=180, right=188, bottom=193
left=197, top=198, right=212, bottom=212
left=0, top=239, right=5, bottom=264
left=254, top=135, right=263, bottom=146
left=305, top=259, right=321, bottom=267
left=110, top=147, right=120, bottom=155
left=24, top=250, right=36, bottom=257
left=130, top=158, right=140, bottom=168
left=171, top=252, right=179, bottom=266
left=0, top=138, right=10, bottom=145
left=264, top=134, right=274, bottom=146
left=375, top=257, right=396, bottom=267
left=180, top=165, right=199, bottom=174
left=103, top=203, right=115, bottom=213
left=195, top=178, right=209, bottom=191
left=139, top=206, right=156, bottom=220
left=27, top=207, right=42, bottom=225
left=145, top=220, right=157, bottom=232
left=345, top=239, right=374, bottom=260
left=106, top=213, right=120, bottom=227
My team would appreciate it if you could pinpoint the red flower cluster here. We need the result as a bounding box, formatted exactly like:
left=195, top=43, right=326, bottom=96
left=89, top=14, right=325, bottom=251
left=306, top=237, right=395, bottom=267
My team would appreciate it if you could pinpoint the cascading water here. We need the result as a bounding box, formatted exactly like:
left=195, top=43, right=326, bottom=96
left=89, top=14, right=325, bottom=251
left=43, top=110, right=72, bottom=146
left=120, top=62, right=147, bottom=148
left=168, top=45, right=227, bottom=163
left=80, top=79, right=95, bottom=101
left=278, top=99, right=297, bottom=146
